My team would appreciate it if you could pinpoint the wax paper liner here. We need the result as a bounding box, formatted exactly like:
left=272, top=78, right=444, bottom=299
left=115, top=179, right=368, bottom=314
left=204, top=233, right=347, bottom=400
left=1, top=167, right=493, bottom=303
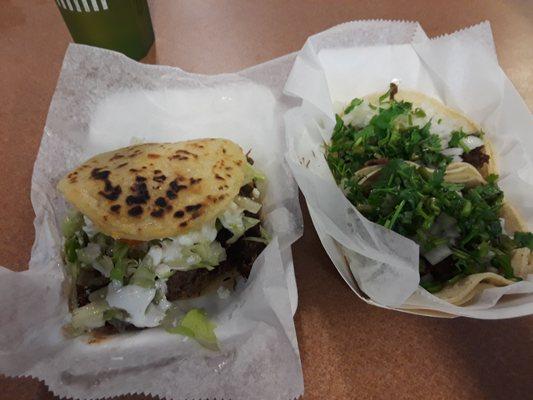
left=0, top=44, right=304, bottom=400
left=284, top=20, right=533, bottom=318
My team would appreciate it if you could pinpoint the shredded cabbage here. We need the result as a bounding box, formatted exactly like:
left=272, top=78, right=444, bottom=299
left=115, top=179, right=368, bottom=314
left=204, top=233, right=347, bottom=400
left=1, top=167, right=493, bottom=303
left=243, top=162, right=266, bottom=184
left=61, top=211, right=84, bottom=238
left=154, top=263, right=173, bottom=279
left=131, top=265, right=156, bottom=288
left=93, top=255, right=114, bottom=277
left=245, top=226, right=272, bottom=245
left=219, top=202, right=260, bottom=244
left=88, top=286, right=107, bottom=302
left=234, top=195, right=262, bottom=214
left=221, top=214, right=260, bottom=245
left=149, top=224, right=226, bottom=272
left=70, top=300, right=110, bottom=333
left=76, top=243, right=101, bottom=264
left=105, top=281, right=159, bottom=328
left=166, top=308, right=218, bottom=350
left=82, top=216, right=99, bottom=238
left=110, top=241, right=130, bottom=283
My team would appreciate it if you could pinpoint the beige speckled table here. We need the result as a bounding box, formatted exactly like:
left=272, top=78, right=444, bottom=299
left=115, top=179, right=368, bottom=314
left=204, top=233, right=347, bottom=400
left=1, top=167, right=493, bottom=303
left=1, top=1, right=532, bottom=399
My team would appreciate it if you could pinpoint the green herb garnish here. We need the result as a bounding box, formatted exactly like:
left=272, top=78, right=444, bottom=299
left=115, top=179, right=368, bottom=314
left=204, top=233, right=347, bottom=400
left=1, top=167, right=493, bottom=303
left=514, top=232, right=533, bottom=250
left=448, top=130, right=470, bottom=153
left=326, top=96, right=450, bottom=184
left=343, top=97, right=363, bottom=114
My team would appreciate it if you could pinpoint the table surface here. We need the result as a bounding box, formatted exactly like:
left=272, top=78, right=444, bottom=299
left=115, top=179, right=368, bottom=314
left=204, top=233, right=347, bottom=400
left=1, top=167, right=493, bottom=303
left=1, top=1, right=532, bottom=399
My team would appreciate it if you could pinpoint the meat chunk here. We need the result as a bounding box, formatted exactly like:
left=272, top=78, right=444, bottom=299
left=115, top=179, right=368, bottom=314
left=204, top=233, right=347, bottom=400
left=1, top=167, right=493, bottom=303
left=427, top=256, right=458, bottom=282
left=226, top=238, right=266, bottom=278
left=166, top=260, right=234, bottom=301
left=461, top=146, right=490, bottom=169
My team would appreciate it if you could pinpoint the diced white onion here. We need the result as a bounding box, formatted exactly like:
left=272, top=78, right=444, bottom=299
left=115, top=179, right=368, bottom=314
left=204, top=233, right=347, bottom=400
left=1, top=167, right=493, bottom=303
left=451, top=155, right=462, bottom=163
left=463, top=135, right=484, bottom=151
left=430, top=214, right=457, bottom=235
left=441, top=147, right=464, bottom=157
left=423, top=244, right=453, bottom=265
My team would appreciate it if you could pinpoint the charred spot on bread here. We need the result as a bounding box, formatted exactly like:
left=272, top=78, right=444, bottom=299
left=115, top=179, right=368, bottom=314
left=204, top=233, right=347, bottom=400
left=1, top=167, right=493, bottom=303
left=185, top=204, right=202, bottom=213
left=128, top=205, right=143, bottom=216
left=109, top=153, right=124, bottom=161
left=91, top=168, right=110, bottom=180
left=126, top=179, right=150, bottom=205
left=169, top=180, right=187, bottom=193
left=155, top=197, right=167, bottom=208
left=150, top=209, right=164, bottom=218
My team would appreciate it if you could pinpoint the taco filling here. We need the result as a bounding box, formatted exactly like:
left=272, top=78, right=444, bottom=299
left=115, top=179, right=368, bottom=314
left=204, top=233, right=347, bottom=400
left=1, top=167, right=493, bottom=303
left=329, top=83, right=493, bottom=177
left=58, top=139, right=268, bottom=341
left=326, top=86, right=533, bottom=305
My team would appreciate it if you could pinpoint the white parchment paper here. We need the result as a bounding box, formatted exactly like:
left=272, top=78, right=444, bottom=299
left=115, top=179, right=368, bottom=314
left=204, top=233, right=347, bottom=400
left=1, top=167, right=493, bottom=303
left=0, top=44, right=304, bottom=400
left=284, top=21, right=533, bottom=318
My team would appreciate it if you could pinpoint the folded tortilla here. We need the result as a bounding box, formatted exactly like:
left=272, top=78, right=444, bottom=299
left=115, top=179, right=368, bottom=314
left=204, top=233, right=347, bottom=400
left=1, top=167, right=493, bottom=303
left=58, top=139, right=247, bottom=241
left=352, top=160, right=532, bottom=306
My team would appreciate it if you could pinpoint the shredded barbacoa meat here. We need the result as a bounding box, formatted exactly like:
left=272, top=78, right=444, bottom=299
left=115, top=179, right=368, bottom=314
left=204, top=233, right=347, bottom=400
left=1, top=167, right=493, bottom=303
left=461, top=145, right=490, bottom=169
left=166, top=181, right=265, bottom=301
left=425, top=256, right=457, bottom=282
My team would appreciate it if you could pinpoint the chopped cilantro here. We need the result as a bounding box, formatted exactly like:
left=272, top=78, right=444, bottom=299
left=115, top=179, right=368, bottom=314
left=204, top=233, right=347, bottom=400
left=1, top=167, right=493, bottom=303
left=448, top=130, right=470, bottom=153
left=326, top=87, right=532, bottom=292
left=514, top=232, right=533, bottom=250
left=326, top=93, right=450, bottom=184
left=328, top=158, right=525, bottom=289
left=413, top=108, right=426, bottom=118
left=344, top=98, right=363, bottom=114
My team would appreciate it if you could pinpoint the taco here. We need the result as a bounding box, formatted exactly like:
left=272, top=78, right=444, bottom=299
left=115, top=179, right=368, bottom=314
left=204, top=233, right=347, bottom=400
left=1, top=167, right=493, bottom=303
left=328, top=83, right=496, bottom=180
left=58, top=138, right=268, bottom=337
left=326, top=86, right=533, bottom=306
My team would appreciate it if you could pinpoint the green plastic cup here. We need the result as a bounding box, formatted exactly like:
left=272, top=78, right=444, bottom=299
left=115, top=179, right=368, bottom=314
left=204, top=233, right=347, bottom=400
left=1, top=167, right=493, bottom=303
left=56, top=0, right=155, bottom=60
